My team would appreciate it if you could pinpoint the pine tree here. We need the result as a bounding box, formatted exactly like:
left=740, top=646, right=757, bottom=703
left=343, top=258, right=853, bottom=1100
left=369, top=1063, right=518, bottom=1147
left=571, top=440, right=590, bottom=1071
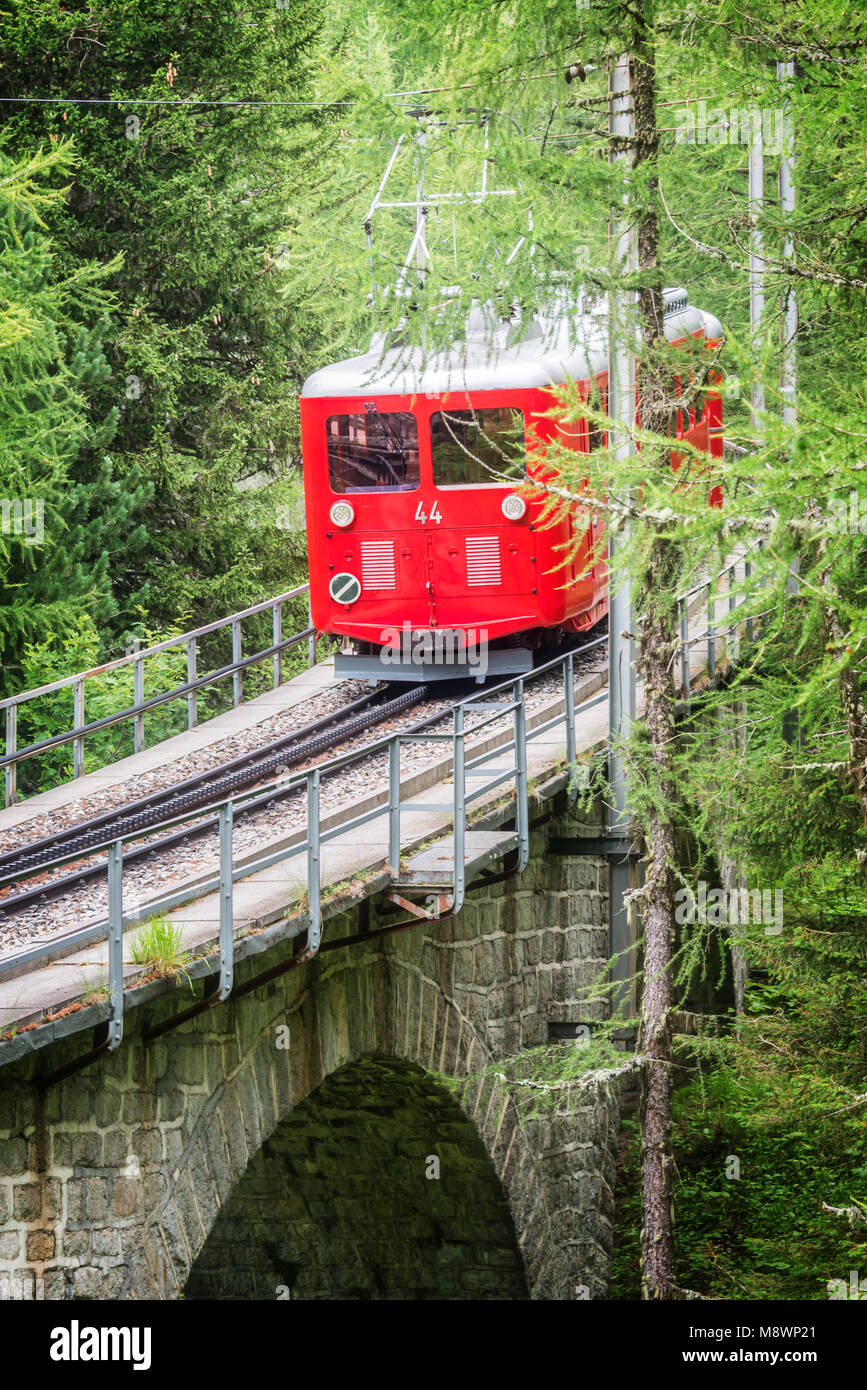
left=0, top=0, right=330, bottom=640
left=0, top=144, right=145, bottom=695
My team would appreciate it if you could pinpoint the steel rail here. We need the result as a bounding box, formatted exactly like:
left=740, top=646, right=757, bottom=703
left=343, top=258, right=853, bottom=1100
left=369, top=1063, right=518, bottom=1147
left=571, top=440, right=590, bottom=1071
left=0, top=685, right=427, bottom=895
left=0, top=684, right=477, bottom=921
left=0, top=684, right=385, bottom=878
left=0, top=634, right=609, bottom=961
left=0, top=684, right=486, bottom=976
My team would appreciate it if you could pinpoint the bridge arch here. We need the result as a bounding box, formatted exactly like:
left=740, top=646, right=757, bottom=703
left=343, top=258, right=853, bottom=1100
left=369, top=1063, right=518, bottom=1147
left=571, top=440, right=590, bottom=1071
left=183, top=1057, right=528, bottom=1300
left=122, top=928, right=549, bottom=1300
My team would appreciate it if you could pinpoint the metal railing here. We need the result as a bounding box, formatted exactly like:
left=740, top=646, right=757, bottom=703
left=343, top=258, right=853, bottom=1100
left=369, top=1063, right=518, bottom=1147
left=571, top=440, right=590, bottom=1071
left=386, top=676, right=536, bottom=913
left=676, top=547, right=765, bottom=701
left=0, top=647, right=610, bottom=1047
left=0, top=550, right=758, bottom=1055
left=0, top=584, right=318, bottom=808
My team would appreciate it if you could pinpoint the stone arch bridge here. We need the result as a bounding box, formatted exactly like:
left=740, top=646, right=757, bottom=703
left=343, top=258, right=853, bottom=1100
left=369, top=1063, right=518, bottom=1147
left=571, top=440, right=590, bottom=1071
left=0, top=798, right=631, bottom=1302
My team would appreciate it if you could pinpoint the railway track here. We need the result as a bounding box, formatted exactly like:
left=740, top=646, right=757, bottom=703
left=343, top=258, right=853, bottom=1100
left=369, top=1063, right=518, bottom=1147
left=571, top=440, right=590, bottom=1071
left=0, top=683, right=432, bottom=916
left=0, top=624, right=609, bottom=932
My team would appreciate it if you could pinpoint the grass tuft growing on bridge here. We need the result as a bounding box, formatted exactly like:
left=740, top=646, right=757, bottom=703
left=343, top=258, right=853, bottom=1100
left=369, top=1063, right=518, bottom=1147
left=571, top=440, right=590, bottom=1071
left=130, top=914, right=188, bottom=978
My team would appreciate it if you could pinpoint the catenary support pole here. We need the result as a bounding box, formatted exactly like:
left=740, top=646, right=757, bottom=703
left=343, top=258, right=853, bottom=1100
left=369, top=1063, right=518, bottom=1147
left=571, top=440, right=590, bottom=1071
left=415, top=127, right=427, bottom=289
left=778, top=60, right=797, bottom=430
left=607, top=53, right=638, bottom=1022
left=748, top=107, right=765, bottom=428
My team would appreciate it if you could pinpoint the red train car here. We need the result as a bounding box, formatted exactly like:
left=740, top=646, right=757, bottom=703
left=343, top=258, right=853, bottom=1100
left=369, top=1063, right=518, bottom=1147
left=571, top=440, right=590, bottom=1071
left=300, top=288, right=723, bottom=681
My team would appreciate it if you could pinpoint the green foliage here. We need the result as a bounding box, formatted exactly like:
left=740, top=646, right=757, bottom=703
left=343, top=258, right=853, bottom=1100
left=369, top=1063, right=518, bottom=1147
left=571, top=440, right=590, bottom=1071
left=486, top=1035, right=631, bottom=1113
left=612, top=1064, right=867, bottom=1301
left=0, top=143, right=144, bottom=693
left=618, top=609, right=867, bottom=1299
left=77, top=971, right=111, bottom=1005
left=612, top=848, right=867, bottom=1300
left=0, top=0, right=329, bottom=646
left=431, top=1035, right=631, bottom=1126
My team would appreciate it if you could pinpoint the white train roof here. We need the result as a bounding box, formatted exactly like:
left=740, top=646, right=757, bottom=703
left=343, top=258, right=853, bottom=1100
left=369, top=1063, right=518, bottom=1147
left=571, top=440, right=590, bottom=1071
left=301, top=288, right=724, bottom=400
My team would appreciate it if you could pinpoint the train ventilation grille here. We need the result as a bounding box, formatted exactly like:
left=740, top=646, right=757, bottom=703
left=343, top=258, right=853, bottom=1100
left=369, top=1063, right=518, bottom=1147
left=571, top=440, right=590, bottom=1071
left=466, top=535, right=502, bottom=587
left=361, top=539, right=396, bottom=590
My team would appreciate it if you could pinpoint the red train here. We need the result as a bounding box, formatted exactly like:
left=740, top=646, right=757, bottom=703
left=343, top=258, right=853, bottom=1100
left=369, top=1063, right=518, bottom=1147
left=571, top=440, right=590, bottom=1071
left=300, top=288, right=723, bottom=681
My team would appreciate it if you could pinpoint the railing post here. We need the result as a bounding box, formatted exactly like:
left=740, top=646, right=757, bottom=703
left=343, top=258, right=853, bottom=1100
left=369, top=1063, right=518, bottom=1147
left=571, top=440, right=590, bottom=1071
left=217, top=801, right=234, bottom=1001
left=744, top=559, right=754, bottom=642
left=453, top=704, right=466, bottom=913
left=232, top=619, right=243, bottom=707
left=787, top=558, right=800, bottom=597
left=186, top=639, right=198, bottom=730
left=305, top=768, right=321, bottom=956
left=707, top=583, right=716, bottom=679
left=513, top=680, right=529, bottom=870
left=564, top=653, right=576, bottom=802
left=107, top=840, right=124, bottom=1052
left=680, top=600, right=689, bottom=701
left=388, top=736, right=401, bottom=873
left=133, top=656, right=145, bottom=753
left=73, top=679, right=85, bottom=779
left=273, top=602, right=283, bottom=689
left=4, top=704, right=17, bottom=808
left=307, top=595, right=316, bottom=669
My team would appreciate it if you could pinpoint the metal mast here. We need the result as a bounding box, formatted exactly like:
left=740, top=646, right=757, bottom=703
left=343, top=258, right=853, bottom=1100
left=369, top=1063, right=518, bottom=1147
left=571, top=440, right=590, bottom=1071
left=607, top=53, right=638, bottom=1023
left=748, top=109, right=766, bottom=428
left=777, top=61, right=797, bottom=430
left=414, top=127, right=427, bottom=288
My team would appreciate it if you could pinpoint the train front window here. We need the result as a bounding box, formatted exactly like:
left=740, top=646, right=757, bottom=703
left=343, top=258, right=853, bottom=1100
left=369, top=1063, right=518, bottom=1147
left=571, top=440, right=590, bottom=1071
left=327, top=411, right=420, bottom=493
left=431, top=408, right=526, bottom=487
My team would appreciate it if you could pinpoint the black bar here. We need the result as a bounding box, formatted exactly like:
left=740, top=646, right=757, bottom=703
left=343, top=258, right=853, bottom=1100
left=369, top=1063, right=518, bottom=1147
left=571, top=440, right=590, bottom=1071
left=548, top=836, right=640, bottom=860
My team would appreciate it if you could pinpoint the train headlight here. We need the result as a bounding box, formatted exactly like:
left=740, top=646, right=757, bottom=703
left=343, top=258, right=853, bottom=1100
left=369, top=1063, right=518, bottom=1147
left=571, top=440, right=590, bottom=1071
left=329, top=501, right=355, bottom=528
left=501, top=493, right=527, bottom=521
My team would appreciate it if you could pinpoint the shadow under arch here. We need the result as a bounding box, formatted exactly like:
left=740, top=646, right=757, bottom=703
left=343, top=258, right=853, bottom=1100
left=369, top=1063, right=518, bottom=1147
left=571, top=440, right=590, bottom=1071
left=184, top=1056, right=529, bottom=1300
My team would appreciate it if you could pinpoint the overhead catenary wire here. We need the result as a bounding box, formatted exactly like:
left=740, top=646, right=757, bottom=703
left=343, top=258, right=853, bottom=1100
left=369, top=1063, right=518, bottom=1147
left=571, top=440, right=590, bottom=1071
left=0, top=87, right=748, bottom=110
left=0, top=96, right=381, bottom=107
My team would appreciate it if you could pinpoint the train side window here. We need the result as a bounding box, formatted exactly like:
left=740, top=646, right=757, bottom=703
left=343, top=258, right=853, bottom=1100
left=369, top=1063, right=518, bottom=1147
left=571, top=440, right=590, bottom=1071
left=586, top=387, right=607, bottom=450
left=431, top=408, right=526, bottom=487
left=588, top=420, right=606, bottom=450
left=327, top=412, right=420, bottom=493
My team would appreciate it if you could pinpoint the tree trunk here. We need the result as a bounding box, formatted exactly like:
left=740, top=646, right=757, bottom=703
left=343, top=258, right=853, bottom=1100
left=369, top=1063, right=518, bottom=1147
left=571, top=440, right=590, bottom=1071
left=629, top=6, right=681, bottom=1301
left=637, top=539, right=679, bottom=1301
